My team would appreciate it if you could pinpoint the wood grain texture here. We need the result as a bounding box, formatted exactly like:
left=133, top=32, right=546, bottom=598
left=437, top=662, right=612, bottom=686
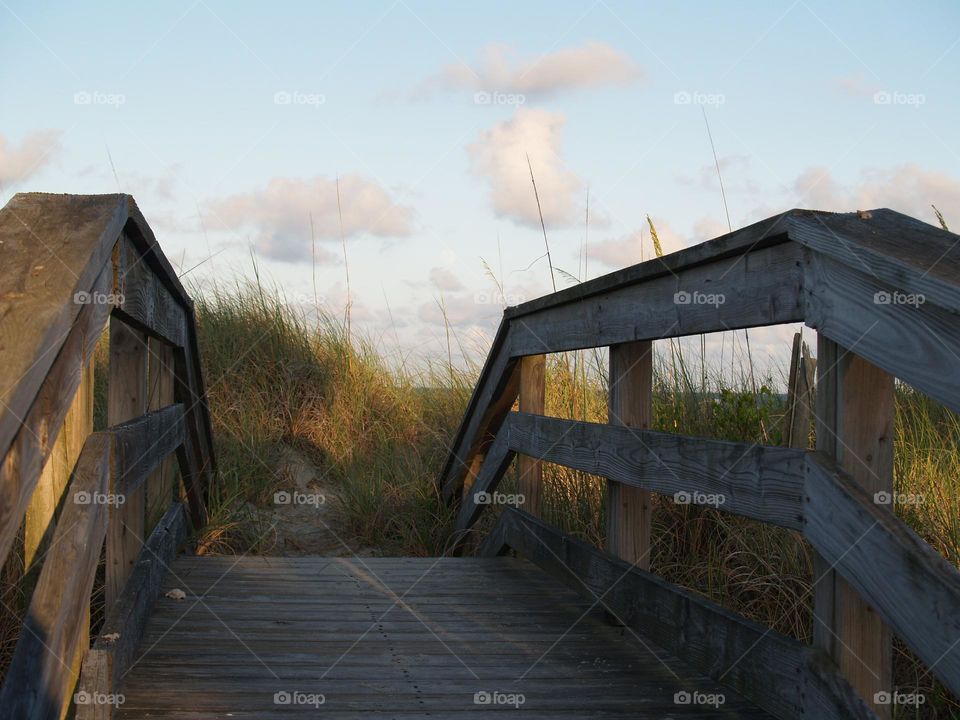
left=111, top=404, right=185, bottom=499
left=147, top=341, right=177, bottom=531
left=76, top=503, right=187, bottom=720
left=508, top=413, right=807, bottom=529
left=439, top=320, right=518, bottom=502
left=517, top=354, right=545, bottom=517
left=106, top=318, right=149, bottom=612
left=24, top=362, right=94, bottom=572
left=113, top=555, right=775, bottom=719
left=606, top=341, right=653, bottom=566
left=485, top=509, right=876, bottom=720
left=809, top=344, right=894, bottom=718
left=788, top=208, right=960, bottom=315
left=804, top=453, right=960, bottom=700
left=113, top=234, right=186, bottom=347
left=451, top=425, right=515, bottom=551
left=0, top=433, right=114, bottom=720
left=805, top=250, right=960, bottom=415
left=510, top=242, right=805, bottom=356
left=0, top=260, right=115, bottom=568
left=0, top=193, right=126, bottom=465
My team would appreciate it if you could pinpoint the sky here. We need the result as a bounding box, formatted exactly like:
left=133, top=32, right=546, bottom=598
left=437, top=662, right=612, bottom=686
left=3, top=0, right=959, bottom=377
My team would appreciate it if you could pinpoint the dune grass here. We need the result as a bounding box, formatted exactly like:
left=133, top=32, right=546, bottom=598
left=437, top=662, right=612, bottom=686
left=189, top=282, right=959, bottom=716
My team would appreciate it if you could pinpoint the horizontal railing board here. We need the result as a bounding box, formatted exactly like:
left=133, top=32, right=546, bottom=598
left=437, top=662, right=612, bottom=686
left=805, top=251, right=960, bottom=416
left=110, top=403, right=185, bottom=497
left=77, top=501, right=188, bottom=718
left=510, top=241, right=805, bottom=357
left=804, top=454, right=960, bottom=697
left=506, top=213, right=796, bottom=319
left=0, top=261, right=115, bottom=569
left=0, top=433, right=114, bottom=719
left=508, top=413, right=807, bottom=529
left=484, top=508, right=877, bottom=720
left=789, top=209, right=960, bottom=316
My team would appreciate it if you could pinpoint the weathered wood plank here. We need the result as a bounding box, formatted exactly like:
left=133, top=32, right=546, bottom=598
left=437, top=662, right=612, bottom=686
left=805, top=250, right=960, bottom=415
left=788, top=208, right=960, bottom=316
left=0, top=433, right=114, bottom=719
left=111, top=404, right=185, bottom=498
left=508, top=413, right=806, bottom=529
left=440, top=321, right=518, bottom=502
left=451, top=424, right=515, bottom=551
left=24, top=362, right=94, bottom=572
left=76, top=502, right=187, bottom=720
left=484, top=509, right=875, bottom=720
left=606, top=340, right=653, bottom=566
left=804, top=453, right=960, bottom=699
left=0, top=193, right=126, bottom=465
left=147, top=341, right=178, bottom=530
left=115, top=555, right=777, bottom=719
left=517, top=354, right=545, bottom=516
left=0, top=260, right=115, bottom=568
left=510, top=242, right=805, bottom=356
left=507, top=214, right=795, bottom=319
left=172, top=347, right=208, bottom=529
left=105, top=318, right=149, bottom=612
left=815, top=349, right=893, bottom=717
left=113, top=234, right=186, bottom=347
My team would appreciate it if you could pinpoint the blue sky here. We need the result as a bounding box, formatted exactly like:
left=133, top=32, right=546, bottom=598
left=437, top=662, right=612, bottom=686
left=3, top=0, right=959, bottom=372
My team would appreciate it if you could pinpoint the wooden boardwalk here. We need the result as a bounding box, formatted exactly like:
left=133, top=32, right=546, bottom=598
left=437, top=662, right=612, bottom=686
left=117, top=556, right=772, bottom=718
left=4, top=195, right=960, bottom=719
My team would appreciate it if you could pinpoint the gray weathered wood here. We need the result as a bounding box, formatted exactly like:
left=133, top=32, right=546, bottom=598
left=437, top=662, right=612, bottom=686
left=113, top=234, right=187, bottom=347
left=606, top=340, right=653, bottom=567
left=76, top=503, right=187, bottom=720
left=509, top=413, right=807, bottom=529
left=114, top=555, right=777, bottom=719
left=111, top=404, right=185, bottom=498
left=0, top=433, right=114, bottom=719
left=804, top=453, right=960, bottom=698
left=0, top=260, right=115, bottom=568
left=805, top=250, right=960, bottom=415
left=0, top=193, right=126, bottom=466
left=451, top=424, right=515, bottom=550
left=510, top=242, right=805, bottom=356
left=484, top=509, right=876, bottom=720
left=440, top=321, right=518, bottom=502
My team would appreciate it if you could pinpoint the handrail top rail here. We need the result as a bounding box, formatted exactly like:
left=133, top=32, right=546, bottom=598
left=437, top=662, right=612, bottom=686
left=504, top=207, right=960, bottom=319
left=0, top=192, right=205, bottom=467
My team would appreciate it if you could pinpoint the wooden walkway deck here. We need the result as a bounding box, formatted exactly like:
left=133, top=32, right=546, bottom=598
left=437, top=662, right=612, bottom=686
left=117, top=556, right=772, bottom=718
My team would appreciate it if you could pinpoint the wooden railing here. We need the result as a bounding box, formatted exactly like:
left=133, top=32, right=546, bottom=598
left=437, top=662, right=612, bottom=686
left=0, top=193, right=216, bottom=719
left=441, top=208, right=960, bottom=720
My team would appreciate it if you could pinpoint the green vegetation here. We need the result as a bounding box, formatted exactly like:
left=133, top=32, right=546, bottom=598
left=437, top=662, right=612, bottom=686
left=193, top=281, right=960, bottom=716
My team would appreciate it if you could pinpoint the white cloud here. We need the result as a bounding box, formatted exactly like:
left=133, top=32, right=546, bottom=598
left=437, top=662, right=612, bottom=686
left=469, top=108, right=584, bottom=228
left=429, top=266, right=464, bottom=292
left=415, top=41, right=643, bottom=99
left=792, top=164, right=960, bottom=223
left=0, top=131, right=62, bottom=188
left=206, top=175, right=414, bottom=262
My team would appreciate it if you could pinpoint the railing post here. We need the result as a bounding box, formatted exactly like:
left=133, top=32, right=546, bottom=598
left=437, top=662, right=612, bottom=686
left=606, top=341, right=653, bottom=567
left=518, top=354, right=545, bottom=516
left=106, top=318, right=149, bottom=611
left=813, top=335, right=893, bottom=718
